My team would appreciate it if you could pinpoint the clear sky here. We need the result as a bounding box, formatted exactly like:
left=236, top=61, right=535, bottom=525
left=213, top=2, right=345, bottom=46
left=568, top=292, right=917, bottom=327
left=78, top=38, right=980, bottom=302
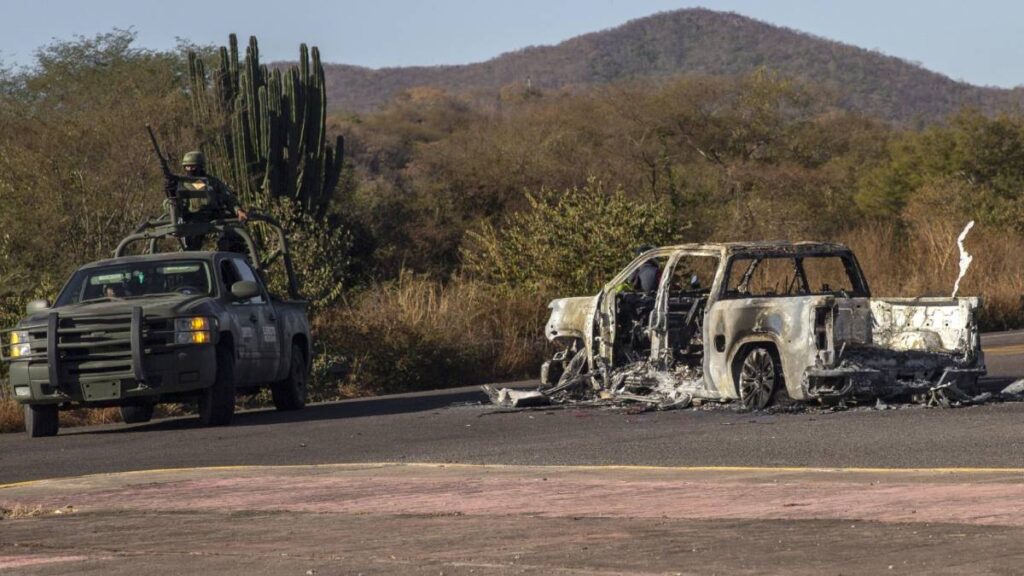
left=2, top=0, right=1022, bottom=88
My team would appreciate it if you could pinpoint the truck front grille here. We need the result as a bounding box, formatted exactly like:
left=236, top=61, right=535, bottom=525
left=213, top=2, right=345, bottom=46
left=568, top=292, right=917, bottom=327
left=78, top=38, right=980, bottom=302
left=8, top=309, right=177, bottom=388
left=57, top=314, right=134, bottom=383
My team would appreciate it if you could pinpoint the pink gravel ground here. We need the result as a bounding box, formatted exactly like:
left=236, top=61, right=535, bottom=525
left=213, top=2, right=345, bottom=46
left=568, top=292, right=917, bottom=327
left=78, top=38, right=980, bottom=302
left=3, top=463, right=1022, bottom=527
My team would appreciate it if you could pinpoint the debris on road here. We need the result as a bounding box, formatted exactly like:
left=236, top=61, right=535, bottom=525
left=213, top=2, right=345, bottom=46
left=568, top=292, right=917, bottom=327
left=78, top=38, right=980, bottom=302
left=484, top=349, right=709, bottom=412
left=483, top=346, right=1019, bottom=413
left=483, top=372, right=1020, bottom=412
left=482, top=386, right=551, bottom=408
left=1001, top=379, right=1024, bottom=398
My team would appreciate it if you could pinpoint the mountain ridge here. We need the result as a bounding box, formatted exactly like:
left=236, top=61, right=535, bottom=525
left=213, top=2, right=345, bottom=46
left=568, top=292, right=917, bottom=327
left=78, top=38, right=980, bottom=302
left=313, top=8, right=1024, bottom=122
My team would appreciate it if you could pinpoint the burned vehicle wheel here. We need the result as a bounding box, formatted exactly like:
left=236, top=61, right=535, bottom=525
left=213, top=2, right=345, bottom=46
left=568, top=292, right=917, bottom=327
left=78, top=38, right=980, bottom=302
left=198, top=345, right=236, bottom=426
left=271, top=343, right=307, bottom=411
left=737, top=346, right=779, bottom=410
left=120, top=403, right=155, bottom=424
left=24, top=404, right=59, bottom=438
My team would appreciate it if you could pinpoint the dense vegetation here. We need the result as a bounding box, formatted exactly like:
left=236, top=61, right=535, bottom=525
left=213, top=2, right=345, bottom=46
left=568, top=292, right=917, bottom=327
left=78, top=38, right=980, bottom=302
left=319, top=8, right=1024, bottom=123
left=4, top=28, right=1024, bottom=430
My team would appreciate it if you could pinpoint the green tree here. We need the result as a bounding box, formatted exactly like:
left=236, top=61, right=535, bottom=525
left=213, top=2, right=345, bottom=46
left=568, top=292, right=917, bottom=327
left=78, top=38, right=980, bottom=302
left=857, top=109, right=1024, bottom=226
left=0, top=30, right=191, bottom=302
left=463, top=179, right=679, bottom=295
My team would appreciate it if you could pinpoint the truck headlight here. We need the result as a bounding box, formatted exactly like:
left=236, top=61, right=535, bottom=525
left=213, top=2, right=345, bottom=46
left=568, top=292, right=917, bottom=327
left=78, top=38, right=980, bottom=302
left=175, top=330, right=212, bottom=345
left=175, top=317, right=211, bottom=332
left=8, top=330, right=30, bottom=358
left=174, top=317, right=214, bottom=345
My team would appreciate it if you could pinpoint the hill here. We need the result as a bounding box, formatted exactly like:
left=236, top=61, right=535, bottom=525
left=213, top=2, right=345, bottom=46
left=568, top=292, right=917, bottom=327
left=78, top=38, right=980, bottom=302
left=318, top=8, right=1024, bottom=123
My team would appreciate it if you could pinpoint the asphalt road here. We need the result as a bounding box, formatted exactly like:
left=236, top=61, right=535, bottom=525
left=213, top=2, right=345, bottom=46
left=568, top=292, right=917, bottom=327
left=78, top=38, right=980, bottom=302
left=1, top=332, right=1023, bottom=485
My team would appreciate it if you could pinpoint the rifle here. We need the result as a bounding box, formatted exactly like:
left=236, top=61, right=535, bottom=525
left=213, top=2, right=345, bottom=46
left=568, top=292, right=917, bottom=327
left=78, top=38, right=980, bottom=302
left=145, top=124, right=184, bottom=228
left=145, top=124, right=177, bottom=200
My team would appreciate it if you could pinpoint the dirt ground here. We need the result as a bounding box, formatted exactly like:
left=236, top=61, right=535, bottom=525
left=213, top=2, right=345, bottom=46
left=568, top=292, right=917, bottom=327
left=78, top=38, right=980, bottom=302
left=1, top=463, right=1023, bottom=575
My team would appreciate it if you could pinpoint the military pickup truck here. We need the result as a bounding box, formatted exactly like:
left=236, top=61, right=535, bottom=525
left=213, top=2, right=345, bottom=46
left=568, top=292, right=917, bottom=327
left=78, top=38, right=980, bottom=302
left=2, top=214, right=311, bottom=437
left=542, top=241, right=985, bottom=408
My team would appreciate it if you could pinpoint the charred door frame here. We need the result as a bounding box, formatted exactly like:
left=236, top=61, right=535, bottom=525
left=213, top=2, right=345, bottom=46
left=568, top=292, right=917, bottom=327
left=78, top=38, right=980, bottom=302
left=650, top=250, right=724, bottom=369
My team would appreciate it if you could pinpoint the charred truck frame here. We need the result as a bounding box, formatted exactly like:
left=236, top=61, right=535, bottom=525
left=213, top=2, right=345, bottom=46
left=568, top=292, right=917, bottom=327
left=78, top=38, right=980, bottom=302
left=543, top=242, right=985, bottom=409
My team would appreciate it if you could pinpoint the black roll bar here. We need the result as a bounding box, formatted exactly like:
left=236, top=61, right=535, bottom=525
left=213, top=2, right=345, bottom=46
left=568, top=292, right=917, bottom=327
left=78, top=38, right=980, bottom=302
left=114, top=212, right=302, bottom=300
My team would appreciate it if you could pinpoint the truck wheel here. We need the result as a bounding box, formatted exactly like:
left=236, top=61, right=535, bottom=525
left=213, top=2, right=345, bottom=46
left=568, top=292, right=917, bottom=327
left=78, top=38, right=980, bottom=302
left=120, top=403, right=155, bottom=424
left=199, top=345, right=235, bottom=426
left=271, top=344, right=307, bottom=411
left=25, top=404, right=59, bottom=438
left=737, top=346, right=779, bottom=410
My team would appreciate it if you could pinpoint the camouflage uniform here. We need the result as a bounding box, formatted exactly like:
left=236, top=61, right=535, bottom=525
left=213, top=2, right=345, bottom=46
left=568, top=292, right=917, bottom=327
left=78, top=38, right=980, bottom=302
left=175, top=175, right=243, bottom=222
left=172, top=151, right=247, bottom=252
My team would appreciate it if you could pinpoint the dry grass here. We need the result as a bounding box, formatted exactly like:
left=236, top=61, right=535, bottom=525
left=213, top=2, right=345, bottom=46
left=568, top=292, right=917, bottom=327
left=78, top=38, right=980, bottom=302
left=0, top=394, right=22, bottom=433
left=315, top=273, right=548, bottom=397
left=0, top=396, right=127, bottom=434
left=841, top=222, right=1024, bottom=330
left=0, top=388, right=191, bottom=435
left=0, top=504, right=46, bottom=519
left=1, top=504, right=75, bottom=519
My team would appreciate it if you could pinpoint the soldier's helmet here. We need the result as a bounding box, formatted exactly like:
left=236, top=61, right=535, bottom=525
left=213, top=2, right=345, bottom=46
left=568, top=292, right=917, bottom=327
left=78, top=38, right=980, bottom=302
left=181, top=150, right=206, bottom=169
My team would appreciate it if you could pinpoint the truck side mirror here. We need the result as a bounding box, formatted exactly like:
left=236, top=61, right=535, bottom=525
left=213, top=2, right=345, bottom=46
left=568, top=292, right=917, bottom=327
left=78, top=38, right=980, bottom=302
left=230, top=281, right=260, bottom=301
left=26, top=299, right=50, bottom=314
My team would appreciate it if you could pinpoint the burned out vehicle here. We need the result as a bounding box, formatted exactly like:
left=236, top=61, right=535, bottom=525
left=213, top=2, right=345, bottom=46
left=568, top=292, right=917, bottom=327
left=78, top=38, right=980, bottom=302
left=2, top=214, right=311, bottom=437
left=540, top=242, right=984, bottom=409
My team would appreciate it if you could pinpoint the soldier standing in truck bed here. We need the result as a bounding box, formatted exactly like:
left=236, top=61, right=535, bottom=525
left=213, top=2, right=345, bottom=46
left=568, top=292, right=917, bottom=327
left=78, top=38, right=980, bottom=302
left=170, top=151, right=249, bottom=251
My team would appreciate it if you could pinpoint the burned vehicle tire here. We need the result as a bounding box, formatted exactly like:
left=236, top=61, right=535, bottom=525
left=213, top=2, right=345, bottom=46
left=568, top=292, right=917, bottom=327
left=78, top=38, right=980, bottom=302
left=24, top=404, right=59, bottom=438
left=271, top=343, right=307, bottom=411
left=198, top=344, right=235, bottom=426
left=736, top=346, right=780, bottom=410
left=120, top=403, right=155, bottom=424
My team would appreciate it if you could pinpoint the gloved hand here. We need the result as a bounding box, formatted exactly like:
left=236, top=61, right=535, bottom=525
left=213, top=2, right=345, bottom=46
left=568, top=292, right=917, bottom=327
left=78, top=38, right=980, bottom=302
left=164, top=175, right=178, bottom=197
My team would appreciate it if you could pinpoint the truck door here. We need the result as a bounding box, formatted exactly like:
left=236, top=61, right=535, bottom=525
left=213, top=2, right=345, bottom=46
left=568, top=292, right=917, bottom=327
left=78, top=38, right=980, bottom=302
left=651, top=253, right=719, bottom=367
left=219, top=259, right=259, bottom=384
left=228, top=258, right=282, bottom=382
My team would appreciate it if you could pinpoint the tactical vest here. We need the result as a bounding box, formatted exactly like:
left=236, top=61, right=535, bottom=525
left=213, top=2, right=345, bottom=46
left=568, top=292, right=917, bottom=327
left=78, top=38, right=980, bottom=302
left=175, top=177, right=221, bottom=215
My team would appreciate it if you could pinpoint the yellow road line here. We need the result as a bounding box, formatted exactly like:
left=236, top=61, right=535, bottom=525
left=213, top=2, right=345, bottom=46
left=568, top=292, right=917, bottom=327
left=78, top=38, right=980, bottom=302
left=1, top=462, right=1021, bottom=491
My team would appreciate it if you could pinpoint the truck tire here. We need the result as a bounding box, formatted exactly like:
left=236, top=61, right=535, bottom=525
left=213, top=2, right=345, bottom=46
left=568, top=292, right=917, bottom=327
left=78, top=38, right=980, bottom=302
left=736, top=345, right=780, bottom=410
left=199, top=345, right=235, bottom=426
left=120, top=403, right=155, bottom=424
left=271, top=343, right=307, bottom=411
left=25, top=404, right=59, bottom=438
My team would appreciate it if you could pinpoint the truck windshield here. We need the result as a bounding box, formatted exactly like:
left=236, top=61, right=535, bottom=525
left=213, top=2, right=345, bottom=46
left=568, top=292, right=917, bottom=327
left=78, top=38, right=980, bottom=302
left=55, top=260, right=214, bottom=306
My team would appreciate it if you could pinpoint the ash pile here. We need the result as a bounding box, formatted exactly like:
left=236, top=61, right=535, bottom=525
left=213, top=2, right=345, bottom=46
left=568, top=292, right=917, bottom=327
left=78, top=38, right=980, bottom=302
left=482, top=349, right=708, bottom=411
left=481, top=350, right=1024, bottom=412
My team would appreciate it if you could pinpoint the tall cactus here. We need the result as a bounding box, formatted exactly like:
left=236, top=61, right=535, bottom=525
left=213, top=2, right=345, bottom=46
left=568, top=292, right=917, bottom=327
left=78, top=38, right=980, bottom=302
left=187, top=34, right=343, bottom=219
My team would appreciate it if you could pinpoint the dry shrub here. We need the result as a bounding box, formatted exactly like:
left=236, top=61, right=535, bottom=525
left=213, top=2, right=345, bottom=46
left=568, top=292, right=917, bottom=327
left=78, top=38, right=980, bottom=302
left=0, top=396, right=124, bottom=434
left=0, top=400, right=110, bottom=433
left=314, top=273, right=548, bottom=397
left=1, top=504, right=76, bottom=519
left=0, top=395, right=22, bottom=433
left=841, top=222, right=1024, bottom=330
left=0, top=386, right=191, bottom=434
left=0, top=504, right=45, bottom=519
